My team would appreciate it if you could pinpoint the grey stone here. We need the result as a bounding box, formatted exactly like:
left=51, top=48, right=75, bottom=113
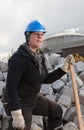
left=40, top=84, right=54, bottom=95
left=52, top=79, right=65, bottom=93
left=79, top=71, right=84, bottom=82
left=46, top=94, right=56, bottom=102
left=75, top=61, right=84, bottom=73
left=61, top=86, right=74, bottom=103
left=0, top=81, right=6, bottom=97
left=48, top=53, right=61, bottom=67
left=63, top=122, right=79, bottom=130
left=63, top=107, right=76, bottom=122
left=79, top=88, right=84, bottom=105
left=57, top=94, right=71, bottom=109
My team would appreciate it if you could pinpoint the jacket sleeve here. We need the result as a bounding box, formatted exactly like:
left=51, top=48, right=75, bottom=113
left=6, top=54, right=26, bottom=110
left=44, top=67, right=66, bottom=84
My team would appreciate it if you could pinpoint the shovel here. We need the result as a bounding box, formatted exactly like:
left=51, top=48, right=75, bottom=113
left=69, top=63, right=84, bottom=130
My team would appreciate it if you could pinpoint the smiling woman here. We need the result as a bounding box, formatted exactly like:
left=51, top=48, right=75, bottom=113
left=27, top=32, right=44, bottom=52
left=2, top=19, right=75, bottom=130
left=24, top=20, right=46, bottom=52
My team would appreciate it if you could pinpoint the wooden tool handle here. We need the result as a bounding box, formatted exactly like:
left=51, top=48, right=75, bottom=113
left=69, top=63, right=84, bottom=130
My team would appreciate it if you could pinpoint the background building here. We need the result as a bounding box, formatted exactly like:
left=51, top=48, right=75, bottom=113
left=42, top=28, right=84, bottom=57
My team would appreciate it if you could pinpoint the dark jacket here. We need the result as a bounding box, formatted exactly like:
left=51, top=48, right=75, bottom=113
left=6, top=43, right=66, bottom=110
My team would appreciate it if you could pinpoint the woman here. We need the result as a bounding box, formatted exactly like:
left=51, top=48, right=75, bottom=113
left=3, top=20, right=74, bottom=130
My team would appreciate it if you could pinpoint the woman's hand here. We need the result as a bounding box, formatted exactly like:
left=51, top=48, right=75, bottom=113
left=11, top=109, right=26, bottom=130
left=61, top=54, right=75, bottom=73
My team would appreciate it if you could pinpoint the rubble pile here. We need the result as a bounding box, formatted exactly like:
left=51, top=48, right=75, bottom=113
left=0, top=53, right=84, bottom=130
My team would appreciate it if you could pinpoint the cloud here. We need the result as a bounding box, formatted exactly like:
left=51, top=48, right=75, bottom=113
left=0, top=0, right=84, bottom=55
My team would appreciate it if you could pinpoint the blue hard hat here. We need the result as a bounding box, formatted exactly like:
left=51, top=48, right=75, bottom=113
left=24, top=20, right=47, bottom=35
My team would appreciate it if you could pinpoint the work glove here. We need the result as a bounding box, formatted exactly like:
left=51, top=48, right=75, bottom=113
left=11, top=109, right=26, bottom=130
left=61, top=54, right=75, bottom=73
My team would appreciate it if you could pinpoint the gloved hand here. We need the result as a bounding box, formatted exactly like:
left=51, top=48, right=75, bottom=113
left=61, top=54, right=75, bottom=73
left=11, top=109, right=26, bottom=130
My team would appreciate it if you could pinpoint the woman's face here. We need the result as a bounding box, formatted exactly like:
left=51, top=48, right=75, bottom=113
left=28, top=32, right=44, bottom=51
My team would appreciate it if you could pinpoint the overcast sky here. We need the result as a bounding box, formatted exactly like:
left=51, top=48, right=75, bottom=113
left=0, top=0, right=84, bottom=56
